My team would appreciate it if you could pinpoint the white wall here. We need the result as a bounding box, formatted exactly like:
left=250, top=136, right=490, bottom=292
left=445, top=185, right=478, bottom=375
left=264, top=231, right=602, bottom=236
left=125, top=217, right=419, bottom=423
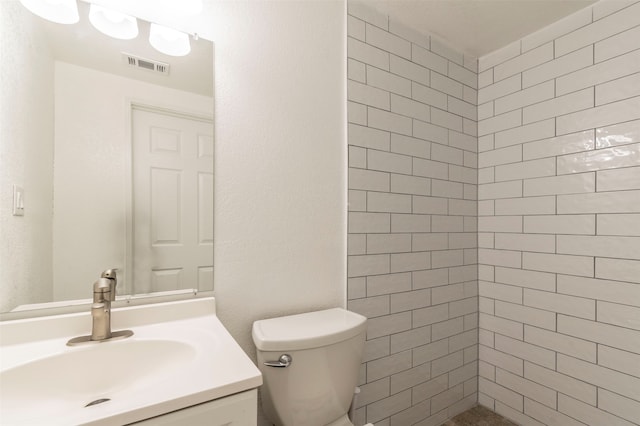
left=0, top=2, right=54, bottom=311
left=477, top=2, right=640, bottom=425
left=53, top=62, right=212, bottom=301
left=208, top=1, right=348, bottom=358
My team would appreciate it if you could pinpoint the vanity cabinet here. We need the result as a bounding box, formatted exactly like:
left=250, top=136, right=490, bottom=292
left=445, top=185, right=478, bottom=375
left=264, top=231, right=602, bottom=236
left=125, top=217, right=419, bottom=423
left=131, top=389, right=257, bottom=426
left=0, top=298, right=262, bottom=425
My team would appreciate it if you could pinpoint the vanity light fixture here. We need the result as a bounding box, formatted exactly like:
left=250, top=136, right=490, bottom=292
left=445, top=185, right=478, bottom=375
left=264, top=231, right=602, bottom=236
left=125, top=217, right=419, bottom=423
left=88, top=4, right=138, bottom=40
left=149, top=23, right=191, bottom=57
left=18, top=0, right=195, bottom=57
left=19, top=0, right=79, bottom=24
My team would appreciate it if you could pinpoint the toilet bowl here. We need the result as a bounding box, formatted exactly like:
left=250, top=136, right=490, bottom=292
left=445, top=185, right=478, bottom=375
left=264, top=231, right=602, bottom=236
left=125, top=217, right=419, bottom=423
left=327, top=414, right=356, bottom=426
left=252, top=308, right=367, bottom=426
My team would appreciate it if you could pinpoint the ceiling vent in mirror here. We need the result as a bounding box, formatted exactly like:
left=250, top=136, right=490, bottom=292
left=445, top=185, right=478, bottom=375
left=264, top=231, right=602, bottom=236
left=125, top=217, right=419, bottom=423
left=123, top=53, right=169, bottom=75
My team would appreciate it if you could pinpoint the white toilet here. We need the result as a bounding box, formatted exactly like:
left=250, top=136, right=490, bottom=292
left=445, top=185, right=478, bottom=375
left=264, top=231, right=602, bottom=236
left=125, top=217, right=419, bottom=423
left=252, top=308, right=367, bottom=426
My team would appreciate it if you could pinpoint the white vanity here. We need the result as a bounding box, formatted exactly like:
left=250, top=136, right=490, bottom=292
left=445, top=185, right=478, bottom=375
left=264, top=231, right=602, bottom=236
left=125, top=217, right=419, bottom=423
left=0, top=297, right=262, bottom=425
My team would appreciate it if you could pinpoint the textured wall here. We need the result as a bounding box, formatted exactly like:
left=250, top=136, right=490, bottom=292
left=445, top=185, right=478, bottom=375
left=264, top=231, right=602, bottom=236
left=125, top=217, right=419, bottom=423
left=210, top=3, right=348, bottom=424
left=346, top=2, right=479, bottom=424
left=0, top=3, right=54, bottom=311
left=477, top=2, right=640, bottom=425
left=211, top=0, right=347, bottom=358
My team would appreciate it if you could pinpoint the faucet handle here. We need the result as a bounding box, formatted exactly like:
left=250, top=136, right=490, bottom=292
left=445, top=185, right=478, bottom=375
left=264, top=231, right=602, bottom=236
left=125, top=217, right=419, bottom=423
left=101, top=268, right=118, bottom=280
left=101, top=269, right=118, bottom=301
left=93, top=277, right=111, bottom=293
left=93, top=278, right=112, bottom=303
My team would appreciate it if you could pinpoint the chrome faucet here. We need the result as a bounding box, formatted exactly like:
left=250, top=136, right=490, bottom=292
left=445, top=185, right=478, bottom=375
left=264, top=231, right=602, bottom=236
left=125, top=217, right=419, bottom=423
left=67, top=269, right=133, bottom=346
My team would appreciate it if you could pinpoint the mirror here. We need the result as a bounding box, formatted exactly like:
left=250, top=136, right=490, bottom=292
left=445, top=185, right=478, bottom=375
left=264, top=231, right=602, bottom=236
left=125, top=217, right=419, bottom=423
left=0, top=1, right=214, bottom=316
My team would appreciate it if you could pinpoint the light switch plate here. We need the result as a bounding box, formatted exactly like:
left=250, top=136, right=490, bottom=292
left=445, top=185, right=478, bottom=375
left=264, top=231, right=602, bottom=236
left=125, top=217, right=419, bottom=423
left=13, top=185, right=24, bottom=216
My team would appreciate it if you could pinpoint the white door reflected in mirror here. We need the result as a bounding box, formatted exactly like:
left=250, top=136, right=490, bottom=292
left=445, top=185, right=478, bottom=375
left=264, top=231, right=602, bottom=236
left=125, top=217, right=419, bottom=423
left=132, top=107, right=214, bottom=294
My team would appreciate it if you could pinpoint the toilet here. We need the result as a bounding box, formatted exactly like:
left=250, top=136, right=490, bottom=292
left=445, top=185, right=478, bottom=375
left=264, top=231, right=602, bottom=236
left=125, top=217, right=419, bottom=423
left=252, top=308, right=367, bottom=426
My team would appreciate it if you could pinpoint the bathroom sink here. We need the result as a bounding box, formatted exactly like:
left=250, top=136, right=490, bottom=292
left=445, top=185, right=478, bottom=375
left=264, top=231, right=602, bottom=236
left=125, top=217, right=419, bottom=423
left=0, top=297, right=262, bottom=425
left=1, top=339, right=195, bottom=417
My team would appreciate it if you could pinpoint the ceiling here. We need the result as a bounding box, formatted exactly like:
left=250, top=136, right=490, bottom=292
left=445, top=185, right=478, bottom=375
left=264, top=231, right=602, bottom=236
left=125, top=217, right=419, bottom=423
left=364, top=0, right=598, bottom=58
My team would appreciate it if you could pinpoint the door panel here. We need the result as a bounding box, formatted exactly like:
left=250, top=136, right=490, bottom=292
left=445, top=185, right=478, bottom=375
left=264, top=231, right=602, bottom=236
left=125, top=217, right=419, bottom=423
left=132, top=108, right=213, bottom=294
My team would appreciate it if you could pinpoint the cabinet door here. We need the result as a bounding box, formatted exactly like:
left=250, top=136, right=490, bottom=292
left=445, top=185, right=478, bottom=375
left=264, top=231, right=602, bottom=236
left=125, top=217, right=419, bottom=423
left=131, top=389, right=257, bottom=426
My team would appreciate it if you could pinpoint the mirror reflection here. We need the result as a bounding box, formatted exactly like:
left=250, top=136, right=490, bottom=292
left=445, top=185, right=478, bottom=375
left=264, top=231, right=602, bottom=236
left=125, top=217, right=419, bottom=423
left=0, top=0, right=214, bottom=314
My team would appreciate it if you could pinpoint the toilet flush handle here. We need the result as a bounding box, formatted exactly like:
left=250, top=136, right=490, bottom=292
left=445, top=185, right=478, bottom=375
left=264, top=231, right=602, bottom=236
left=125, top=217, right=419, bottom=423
left=264, top=354, right=292, bottom=368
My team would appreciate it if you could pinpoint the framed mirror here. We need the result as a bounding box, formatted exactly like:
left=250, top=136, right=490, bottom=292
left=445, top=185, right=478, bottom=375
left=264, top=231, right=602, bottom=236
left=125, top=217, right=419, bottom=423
left=0, top=0, right=214, bottom=317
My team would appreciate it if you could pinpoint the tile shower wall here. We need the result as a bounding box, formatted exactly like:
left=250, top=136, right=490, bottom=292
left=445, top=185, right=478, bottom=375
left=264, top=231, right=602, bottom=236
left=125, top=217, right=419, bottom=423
left=477, top=2, right=640, bottom=426
left=346, top=3, right=479, bottom=425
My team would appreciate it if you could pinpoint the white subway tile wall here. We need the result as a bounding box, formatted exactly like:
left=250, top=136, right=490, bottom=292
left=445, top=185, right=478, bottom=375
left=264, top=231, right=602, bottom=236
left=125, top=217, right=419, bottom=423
left=348, top=1, right=640, bottom=425
left=347, top=2, right=479, bottom=424
left=477, top=2, right=640, bottom=426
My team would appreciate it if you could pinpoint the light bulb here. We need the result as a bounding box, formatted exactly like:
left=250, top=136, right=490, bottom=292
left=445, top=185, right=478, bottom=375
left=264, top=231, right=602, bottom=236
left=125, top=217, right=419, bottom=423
left=149, top=23, right=191, bottom=57
left=19, top=0, right=79, bottom=24
left=89, top=4, right=138, bottom=40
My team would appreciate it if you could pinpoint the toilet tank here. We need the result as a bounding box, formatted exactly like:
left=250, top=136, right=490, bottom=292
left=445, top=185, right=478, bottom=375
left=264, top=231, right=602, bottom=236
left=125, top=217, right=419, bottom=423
left=252, top=308, right=367, bottom=426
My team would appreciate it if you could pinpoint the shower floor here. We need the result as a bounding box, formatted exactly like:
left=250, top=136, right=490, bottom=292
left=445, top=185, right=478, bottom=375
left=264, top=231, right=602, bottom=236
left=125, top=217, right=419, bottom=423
left=442, top=405, right=517, bottom=426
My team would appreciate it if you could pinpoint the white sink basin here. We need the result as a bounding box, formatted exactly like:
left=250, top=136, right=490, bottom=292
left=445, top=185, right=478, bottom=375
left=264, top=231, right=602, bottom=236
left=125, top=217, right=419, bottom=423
left=1, top=340, right=195, bottom=414
left=0, top=297, right=262, bottom=425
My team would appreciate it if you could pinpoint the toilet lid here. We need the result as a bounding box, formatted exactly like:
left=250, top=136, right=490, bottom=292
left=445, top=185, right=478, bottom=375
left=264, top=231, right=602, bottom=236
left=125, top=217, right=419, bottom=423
left=252, top=308, right=367, bottom=351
